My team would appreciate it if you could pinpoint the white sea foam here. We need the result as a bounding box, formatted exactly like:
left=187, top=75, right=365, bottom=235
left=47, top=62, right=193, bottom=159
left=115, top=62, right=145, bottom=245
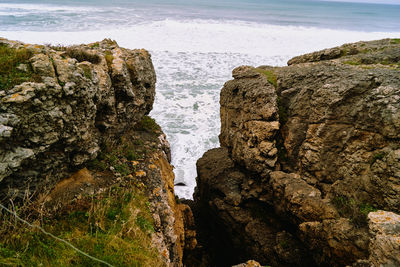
left=0, top=3, right=103, bottom=12
left=1, top=19, right=399, bottom=54
left=1, top=19, right=398, bottom=198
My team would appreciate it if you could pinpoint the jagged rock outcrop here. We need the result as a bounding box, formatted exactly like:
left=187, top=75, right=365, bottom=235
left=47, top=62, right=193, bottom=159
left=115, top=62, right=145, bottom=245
left=194, top=39, right=400, bottom=266
left=0, top=38, right=195, bottom=266
left=0, top=38, right=155, bottom=200
left=147, top=146, right=198, bottom=266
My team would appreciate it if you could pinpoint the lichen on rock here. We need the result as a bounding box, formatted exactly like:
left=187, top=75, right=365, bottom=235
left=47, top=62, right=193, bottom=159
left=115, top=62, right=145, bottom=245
left=194, top=38, right=400, bottom=266
left=0, top=38, right=156, bottom=200
left=0, top=38, right=194, bottom=266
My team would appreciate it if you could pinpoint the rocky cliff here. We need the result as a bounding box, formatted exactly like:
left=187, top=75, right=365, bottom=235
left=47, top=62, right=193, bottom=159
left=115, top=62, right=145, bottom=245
left=194, top=39, right=400, bottom=266
left=0, top=38, right=195, bottom=266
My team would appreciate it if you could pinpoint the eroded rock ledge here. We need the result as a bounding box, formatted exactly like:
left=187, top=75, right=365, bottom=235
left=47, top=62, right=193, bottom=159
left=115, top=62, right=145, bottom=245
left=193, top=39, right=400, bottom=267
left=0, top=38, right=195, bottom=266
left=0, top=38, right=155, bottom=199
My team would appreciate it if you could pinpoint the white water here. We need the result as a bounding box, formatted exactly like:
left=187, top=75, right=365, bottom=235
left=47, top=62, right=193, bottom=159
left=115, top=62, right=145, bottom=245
left=1, top=18, right=399, bottom=198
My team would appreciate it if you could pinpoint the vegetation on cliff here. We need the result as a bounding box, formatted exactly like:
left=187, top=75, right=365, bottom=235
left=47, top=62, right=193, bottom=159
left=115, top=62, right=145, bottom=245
left=0, top=44, right=41, bottom=90
left=0, top=117, right=166, bottom=266
left=0, top=183, right=161, bottom=266
left=0, top=38, right=188, bottom=267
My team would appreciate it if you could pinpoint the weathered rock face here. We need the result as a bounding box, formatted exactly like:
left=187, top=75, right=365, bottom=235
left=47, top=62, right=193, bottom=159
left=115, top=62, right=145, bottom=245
left=194, top=39, right=400, bottom=266
left=128, top=130, right=197, bottom=267
left=0, top=38, right=196, bottom=267
left=147, top=148, right=198, bottom=266
left=194, top=148, right=314, bottom=266
left=367, top=211, right=400, bottom=267
left=0, top=38, right=156, bottom=200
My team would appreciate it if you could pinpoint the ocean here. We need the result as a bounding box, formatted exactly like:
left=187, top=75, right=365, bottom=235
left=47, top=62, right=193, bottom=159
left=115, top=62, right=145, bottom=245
left=1, top=0, right=399, bottom=198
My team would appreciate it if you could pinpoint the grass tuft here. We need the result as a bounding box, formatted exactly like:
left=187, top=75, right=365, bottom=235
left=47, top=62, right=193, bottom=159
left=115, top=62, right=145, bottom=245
left=390, top=38, right=400, bottom=44
left=0, top=44, right=41, bottom=91
left=0, top=183, right=164, bottom=266
left=332, top=195, right=377, bottom=227
left=105, top=51, right=113, bottom=70
left=343, top=60, right=361, bottom=66
left=90, top=42, right=100, bottom=48
left=136, top=215, right=155, bottom=234
left=135, top=116, right=160, bottom=132
left=370, top=151, right=386, bottom=165
left=255, top=68, right=277, bottom=88
left=80, top=64, right=93, bottom=80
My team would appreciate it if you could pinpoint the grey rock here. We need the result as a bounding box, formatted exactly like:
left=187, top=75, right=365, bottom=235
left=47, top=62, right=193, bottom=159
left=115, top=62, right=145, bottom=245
left=0, top=147, right=35, bottom=181
left=16, top=63, right=28, bottom=72
left=0, top=38, right=156, bottom=199
left=367, top=211, right=400, bottom=267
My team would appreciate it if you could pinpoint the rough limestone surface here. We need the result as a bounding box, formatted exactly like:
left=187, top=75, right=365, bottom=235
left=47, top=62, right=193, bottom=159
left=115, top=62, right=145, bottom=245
left=194, top=39, right=400, bottom=266
left=367, top=211, right=400, bottom=267
left=137, top=145, right=196, bottom=267
left=147, top=148, right=197, bottom=266
left=0, top=38, right=156, bottom=200
left=232, top=260, right=262, bottom=267
left=0, top=38, right=194, bottom=266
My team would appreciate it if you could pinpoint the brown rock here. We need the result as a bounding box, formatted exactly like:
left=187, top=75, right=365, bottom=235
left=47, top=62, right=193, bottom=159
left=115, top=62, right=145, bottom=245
left=194, top=39, right=400, bottom=266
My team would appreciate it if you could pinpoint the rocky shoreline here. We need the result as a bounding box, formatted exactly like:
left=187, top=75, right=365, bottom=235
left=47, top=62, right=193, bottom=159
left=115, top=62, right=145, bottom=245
left=1, top=38, right=399, bottom=266
left=0, top=38, right=195, bottom=266
left=192, top=38, right=400, bottom=267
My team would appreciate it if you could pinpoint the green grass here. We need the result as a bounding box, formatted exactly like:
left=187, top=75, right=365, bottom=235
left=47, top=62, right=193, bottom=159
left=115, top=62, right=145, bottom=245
left=343, top=60, right=361, bottom=66
left=87, top=129, right=148, bottom=176
left=135, top=116, right=161, bottom=132
left=390, top=38, right=400, bottom=44
left=125, top=150, right=141, bottom=161
left=332, top=195, right=377, bottom=227
left=90, top=42, right=100, bottom=48
left=105, top=51, right=113, bottom=70
left=88, top=150, right=137, bottom=176
left=114, top=163, right=131, bottom=176
left=255, top=68, right=277, bottom=88
left=370, top=151, right=386, bottom=165
left=136, top=215, right=154, bottom=234
left=48, top=44, right=67, bottom=51
left=80, top=64, right=93, bottom=80
left=0, top=184, right=164, bottom=266
left=0, top=44, right=41, bottom=91
left=87, top=158, right=108, bottom=171
left=359, top=203, right=377, bottom=216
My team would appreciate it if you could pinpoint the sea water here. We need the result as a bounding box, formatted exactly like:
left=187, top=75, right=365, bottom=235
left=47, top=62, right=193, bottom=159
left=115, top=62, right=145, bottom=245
left=1, top=0, right=399, bottom=198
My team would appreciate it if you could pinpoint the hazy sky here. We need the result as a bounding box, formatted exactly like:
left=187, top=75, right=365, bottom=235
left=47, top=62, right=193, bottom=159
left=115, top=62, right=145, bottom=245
left=324, top=0, right=400, bottom=4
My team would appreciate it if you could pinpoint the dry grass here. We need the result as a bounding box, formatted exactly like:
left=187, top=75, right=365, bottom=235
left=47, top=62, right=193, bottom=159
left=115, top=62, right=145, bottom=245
left=0, top=182, right=165, bottom=266
left=105, top=51, right=114, bottom=70
left=0, top=115, right=166, bottom=266
left=64, top=47, right=101, bottom=64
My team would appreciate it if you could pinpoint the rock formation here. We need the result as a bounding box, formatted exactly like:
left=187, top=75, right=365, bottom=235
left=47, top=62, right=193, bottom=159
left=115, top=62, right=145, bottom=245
left=194, top=39, right=400, bottom=266
left=0, top=38, right=155, bottom=200
left=0, top=38, right=195, bottom=266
